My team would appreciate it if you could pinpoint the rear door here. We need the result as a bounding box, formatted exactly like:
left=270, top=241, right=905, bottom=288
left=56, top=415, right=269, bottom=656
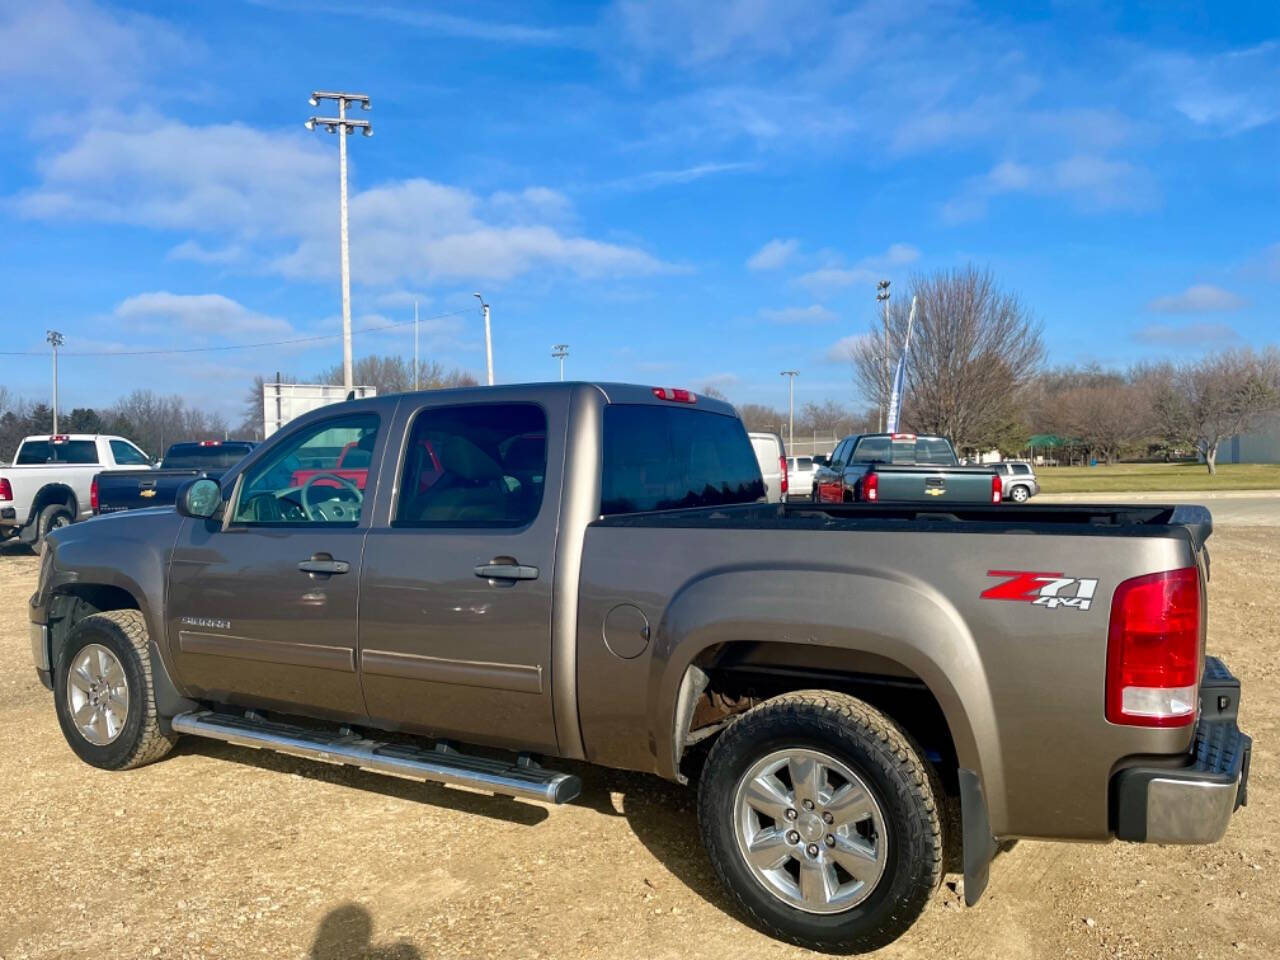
left=166, top=409, right=386, bottom=722
left=357, top=394, right=567, bottom=754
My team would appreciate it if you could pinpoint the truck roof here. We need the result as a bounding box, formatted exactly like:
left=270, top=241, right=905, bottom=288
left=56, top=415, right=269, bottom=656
left=19, top=434, right=129, bottom=442
left=375, top=381, right=741, bottom=420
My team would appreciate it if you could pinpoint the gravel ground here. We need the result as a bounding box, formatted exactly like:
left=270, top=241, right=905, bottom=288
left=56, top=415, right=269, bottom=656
left=0, top=529, right=1274, bottom=960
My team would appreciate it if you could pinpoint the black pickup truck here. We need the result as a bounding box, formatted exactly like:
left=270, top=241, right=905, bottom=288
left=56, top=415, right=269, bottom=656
left=94, top=441, right=255, bottom=515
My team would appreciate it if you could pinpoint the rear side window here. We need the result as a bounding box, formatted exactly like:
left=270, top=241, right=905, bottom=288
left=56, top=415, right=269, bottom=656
left=602, top=406, right=764, bottom=515
left=395, top=403, right=546, bottom=528
left=795, top=457, right=812, bottom=469
left=110, top=440, right=150, bottom=465
left=16, top=440, right=99, bottom=464
left=1012, top=463, right=1032, bottom=475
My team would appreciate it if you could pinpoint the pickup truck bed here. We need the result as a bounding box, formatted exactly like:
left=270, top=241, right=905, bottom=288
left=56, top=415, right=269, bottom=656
left=28, top=382, right=1250, bottom=953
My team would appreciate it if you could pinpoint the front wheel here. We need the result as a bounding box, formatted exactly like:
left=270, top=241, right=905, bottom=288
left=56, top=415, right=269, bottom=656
left=53, top=610, right=176, bottom=770
left=697, top=691, right=943, bottom=953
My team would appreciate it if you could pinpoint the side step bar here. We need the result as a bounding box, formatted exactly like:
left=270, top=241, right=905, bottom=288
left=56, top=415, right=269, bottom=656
left=171, top=710, right=581, bottom=805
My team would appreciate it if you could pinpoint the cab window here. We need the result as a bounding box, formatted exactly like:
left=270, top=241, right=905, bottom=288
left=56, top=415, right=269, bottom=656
left=232, top=415, right=378, bottom=525
left=110, top=440, right=150, bottom=465
left=395, top=403, right=547, bottom=528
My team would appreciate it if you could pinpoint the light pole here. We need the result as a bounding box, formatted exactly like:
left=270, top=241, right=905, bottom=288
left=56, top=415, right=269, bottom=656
left=413, top=299, right=419, bottom=391
left=306, top=90, right=372, bottom=393
left=780, top=370, right=798, bottom=451
left=474, top=293, right=493, bottom=385
left=552, top=344, right=569, bottom=381
left=876, top=280, right=891, bottom=432
left=47, top=330, right=64, bottom=433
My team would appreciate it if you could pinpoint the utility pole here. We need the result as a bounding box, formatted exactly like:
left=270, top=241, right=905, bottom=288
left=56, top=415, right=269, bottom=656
left=306, top=90, right=372, bottom=392
left=474, top=293, right=493, bottom=385
left=876, top=280, right=891, bottom=432
left=780, top=370, right=799, bottom=451
left=47, top=330, right=64, bottom=434
left=552, top=344, right=569, bottom=381
left=413, top=300, right=419, bottom=391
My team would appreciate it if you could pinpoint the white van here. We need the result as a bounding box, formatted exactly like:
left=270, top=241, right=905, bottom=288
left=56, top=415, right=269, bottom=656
left=748, top=431, right=788, bottom=502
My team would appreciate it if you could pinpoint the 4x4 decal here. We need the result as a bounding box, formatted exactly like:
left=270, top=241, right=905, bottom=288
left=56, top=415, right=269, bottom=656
left=981, top=570, right=1099, bottom=611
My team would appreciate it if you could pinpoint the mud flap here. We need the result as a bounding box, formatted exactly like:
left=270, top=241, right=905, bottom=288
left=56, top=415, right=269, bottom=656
left=959, top=767, right=998, bottom=906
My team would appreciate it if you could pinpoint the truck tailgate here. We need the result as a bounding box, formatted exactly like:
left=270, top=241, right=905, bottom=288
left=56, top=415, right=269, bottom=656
left=872, top=465, right=998, bottom=503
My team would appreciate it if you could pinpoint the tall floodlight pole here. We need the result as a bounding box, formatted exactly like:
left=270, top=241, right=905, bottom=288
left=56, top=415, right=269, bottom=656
left=876, top=280, right=891, bottom=432
left=306, top=91, right=372, bottom=392
left=780, top=370, right=799, bottom=451
left=47, top=330, right=64, bottom=434
left=413, top=300, right=419, bottom=391
left=474, top=293, right=493, bottom=385
left=552, top=344, right=569, bottom=381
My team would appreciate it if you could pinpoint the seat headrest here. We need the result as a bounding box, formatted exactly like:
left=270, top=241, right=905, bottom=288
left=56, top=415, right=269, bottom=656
left=436, top=434, right=501, bottom=482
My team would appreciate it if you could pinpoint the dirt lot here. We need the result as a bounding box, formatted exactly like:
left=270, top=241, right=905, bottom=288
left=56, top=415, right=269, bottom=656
left=1, top=530, right=1274, bottom=960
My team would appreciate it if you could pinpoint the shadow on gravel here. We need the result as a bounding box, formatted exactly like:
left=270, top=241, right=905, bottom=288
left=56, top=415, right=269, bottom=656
left=310, top=903, right=421, bottom=960
left=0, top=541, right=35, bottom=557
left=175, top=738, right=550, bottom=826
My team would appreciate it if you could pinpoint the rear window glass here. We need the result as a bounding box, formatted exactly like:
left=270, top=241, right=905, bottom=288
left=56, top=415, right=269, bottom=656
left=792, top=457, right=812, bottom=469
left=851, top=436, right=956, bottom=465
left=16, top=440, right=99, bottom=464
left=602, top=406, right=764, bottom=515
left=162, top=443, right=255, bottom=470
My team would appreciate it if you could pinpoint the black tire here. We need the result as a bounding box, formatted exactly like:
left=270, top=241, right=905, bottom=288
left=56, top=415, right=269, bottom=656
left=697, top=691, right=943, bottom=953
left=33, top=502, right=74, bottom=555
left=1010, top=485, right=1030, bottom=503
left=53, top=610, right=176, bottom=770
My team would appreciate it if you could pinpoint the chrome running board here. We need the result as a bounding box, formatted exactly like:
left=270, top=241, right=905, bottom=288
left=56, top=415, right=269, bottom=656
left=171, top=709, right=581, bottom=804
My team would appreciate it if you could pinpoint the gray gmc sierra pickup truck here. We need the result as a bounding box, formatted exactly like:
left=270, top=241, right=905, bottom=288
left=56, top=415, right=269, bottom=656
left=29, top=382, right=1251, bottom=953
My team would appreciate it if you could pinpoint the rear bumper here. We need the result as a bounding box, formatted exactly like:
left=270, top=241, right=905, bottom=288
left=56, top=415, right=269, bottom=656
left=1112, top=657, right=1251, bottom=844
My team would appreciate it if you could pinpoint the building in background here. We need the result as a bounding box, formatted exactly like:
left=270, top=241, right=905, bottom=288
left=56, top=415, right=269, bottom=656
left=1221, top=413, right=1280, bottom=464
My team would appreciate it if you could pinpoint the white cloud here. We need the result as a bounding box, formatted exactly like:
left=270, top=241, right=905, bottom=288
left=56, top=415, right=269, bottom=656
left=747, top=238, right=800, bottom=271
left=18, top=115, right=674, bottom=289
left=601, top=161, right=756, bottom=191
left=794, top=243, right=919, bottom=295
left=1141, top=41, right=1280, bottom=135
left=114, top=292, right=293, bottom=338
left=823, top=334, right=869, bottom=363
left=943, top=154, right=1157, bottom=222
left=255, top=0, right=576, bottom=46
left=1146, top=284, right=1247, bottom=315
left=1132, top=321, right=1239, bottom=346
left=758, top=304, right=838, bottom=325
left=167, top=241, right=242, bottom=265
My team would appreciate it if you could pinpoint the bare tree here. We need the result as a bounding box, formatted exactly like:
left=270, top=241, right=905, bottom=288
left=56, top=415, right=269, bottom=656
left=1177, top=348, right=1280, bottom=474
left=736, top=403, right=786, bottom=434
left=1059, top=379, right=1148, bottom=465
left=850, top=266, right=1043, bottom=450
left=315, top=355, right=477, bottom=394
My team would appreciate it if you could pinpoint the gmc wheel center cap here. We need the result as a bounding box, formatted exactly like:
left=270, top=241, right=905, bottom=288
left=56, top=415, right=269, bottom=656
left=799, top=812, right=824, bottom=842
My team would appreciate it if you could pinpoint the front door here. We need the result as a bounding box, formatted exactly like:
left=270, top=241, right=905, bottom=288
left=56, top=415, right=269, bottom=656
left=166, top=411, right=385, bottom=722
left=358, top=397, right=563, bottom=753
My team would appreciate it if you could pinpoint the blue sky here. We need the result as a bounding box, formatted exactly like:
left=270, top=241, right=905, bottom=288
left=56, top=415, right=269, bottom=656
left=2, top=0, right=1278, bottom=419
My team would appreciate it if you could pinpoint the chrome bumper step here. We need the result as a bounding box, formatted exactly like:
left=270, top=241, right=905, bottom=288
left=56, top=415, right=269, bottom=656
left=171, top=709, right=581, bottom=804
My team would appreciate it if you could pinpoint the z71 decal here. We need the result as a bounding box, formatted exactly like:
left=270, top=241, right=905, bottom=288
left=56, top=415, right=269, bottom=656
left=981, top=570, right=1099, bottom=611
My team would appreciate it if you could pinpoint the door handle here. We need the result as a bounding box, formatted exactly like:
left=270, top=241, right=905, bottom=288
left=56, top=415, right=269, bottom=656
left=298, top=556, right=350, bottom=576
left=474, top=562, right=539, bottom=581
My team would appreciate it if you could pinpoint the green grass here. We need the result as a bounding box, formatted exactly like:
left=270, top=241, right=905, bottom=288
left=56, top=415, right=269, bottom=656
left=1035, top=462, right=1280, bottom=493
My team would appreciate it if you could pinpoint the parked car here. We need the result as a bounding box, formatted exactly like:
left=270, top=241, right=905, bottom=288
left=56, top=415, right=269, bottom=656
left=0, top=434, right=152, bottom=552
left=748, top=430, right=788, bottom=502
left=94, top=440, right=256, bottom=515
left=785, top=455, right=816, bottom=500
left=30, top=383, right=1249, bottom=952
left=812, top=432, right=1001, bottom=505
left=993, top=461, right=1040, bottom=503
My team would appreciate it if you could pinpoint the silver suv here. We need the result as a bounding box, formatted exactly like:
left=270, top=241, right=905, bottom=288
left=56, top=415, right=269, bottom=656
left=993, top=461, right=1039, bottom=502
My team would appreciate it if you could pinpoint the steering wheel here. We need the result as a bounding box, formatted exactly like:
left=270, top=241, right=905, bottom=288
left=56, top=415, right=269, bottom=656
left=301, top=473, right=364, bottom=522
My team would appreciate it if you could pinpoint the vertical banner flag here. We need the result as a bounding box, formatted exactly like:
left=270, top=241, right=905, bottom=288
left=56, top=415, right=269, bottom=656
left=884, top=296, right=918, bottom=434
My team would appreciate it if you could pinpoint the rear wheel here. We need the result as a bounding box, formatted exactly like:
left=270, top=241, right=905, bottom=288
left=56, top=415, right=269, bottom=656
left=697, top=691, right=942, bottom=953
left=1010, top=485, right=1030, bottom=503
left=33, top=503, right=73, bottom=554
left=53, top=610, right=176, bottom=770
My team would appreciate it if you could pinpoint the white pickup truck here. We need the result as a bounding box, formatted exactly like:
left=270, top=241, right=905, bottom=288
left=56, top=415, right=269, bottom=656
left=0, top=434, right=152, bottom=552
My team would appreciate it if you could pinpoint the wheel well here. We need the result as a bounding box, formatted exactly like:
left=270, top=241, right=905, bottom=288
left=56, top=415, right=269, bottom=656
left=679, top=641, right=960, bottom=795
left=48, top=585, right=141, bottom=667
left=33, top=484, right=77, bottom=517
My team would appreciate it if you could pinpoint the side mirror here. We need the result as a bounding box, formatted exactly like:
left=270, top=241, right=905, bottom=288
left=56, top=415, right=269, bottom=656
left=176, top=477, right=222, bottom=519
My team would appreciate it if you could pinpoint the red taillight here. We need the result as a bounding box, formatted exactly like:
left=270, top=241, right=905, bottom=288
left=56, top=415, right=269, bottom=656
left=50, top=435, right=69, bottom=444
left=862, top=472, right=878, bottom=502
left=1106, top=567, right=1201, bottom=727
left=0, top=478, right=12, bottom=502
left=991, top=474, right=1002, bottom=504
left=198, top=440, right=221, bottom=447
left=90, top=476, right=99, bottom=513
left=890, top=433, right=916, bottom=440
left=651, top=387, right=697, bottom=403
left=779, top=456, right=788, bottom=495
